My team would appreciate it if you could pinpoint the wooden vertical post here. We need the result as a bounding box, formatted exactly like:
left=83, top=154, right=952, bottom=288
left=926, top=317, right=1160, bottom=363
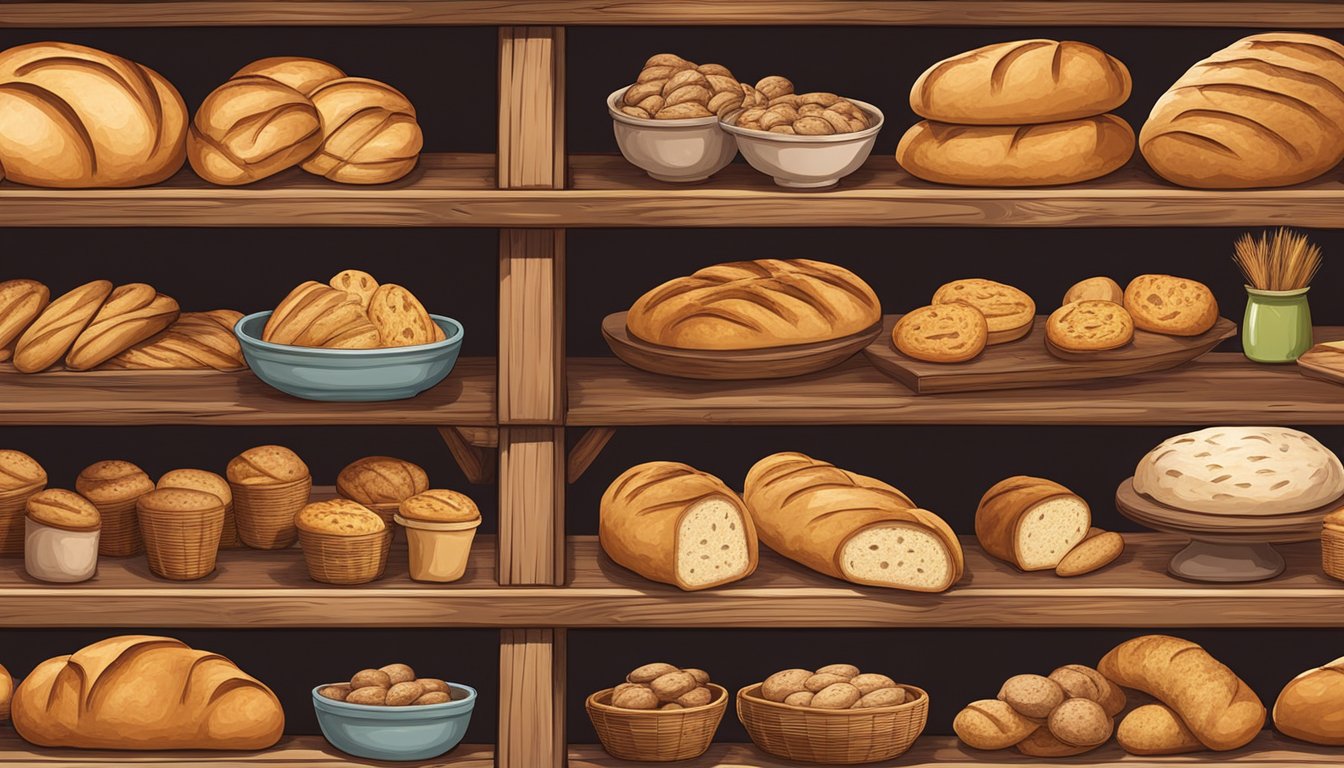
left=500, top=628, right=567, bottom=768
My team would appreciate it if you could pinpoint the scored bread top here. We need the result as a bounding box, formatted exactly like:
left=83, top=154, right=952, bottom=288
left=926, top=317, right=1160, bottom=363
left=106, top=310, right=246, bottom=371
left=399, top=489, right=480, bottom=523
left=295, top=499, right=386, bottom=535
left=75, top=460, right=154, bottom=504
left=933, top=278, right=1035, bottom=333
left=26, top=489, right=101, bottom=531
left=0, top=449, right=46, bottom=495
left=234, top=56, right=346, bottom=96
left=0, top=279, right=50, bottom=349
left=136, top=488, right=225, bottom=515
left=13, top=280, right=113, bottom=374
left=337, top=455, right=429, bottom=505
left=157, top=469, right=231, bottom=505
left=626, top=259, right=881, bottom=350
left=262, top=281, right=373, bottom=348
left=226, top=445, right=309, bottom=486
left=66, top=284, right=180, bottom=370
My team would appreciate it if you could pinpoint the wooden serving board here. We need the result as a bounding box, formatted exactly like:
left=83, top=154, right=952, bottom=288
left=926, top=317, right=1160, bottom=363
left=602, top=312, right=880, bottom=380
left=863, top=315, right=1236, bottom=394
left=1298, top=341, right=1344, bottom=386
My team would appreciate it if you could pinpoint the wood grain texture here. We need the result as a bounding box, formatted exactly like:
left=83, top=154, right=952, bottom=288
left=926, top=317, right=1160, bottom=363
left=499, top=230, right=565, bottom=424
left=6, top=2, right=1344, bottom=26
left=566, top=427, right=616, bottom=484
left=0, top=358, right=495, bottom=425
left=498, top=427, right=565, bottom=586
left=498, top=27, right=564, bottom=190
left=0, top=735, right=492, bottom=765
left=500, top=629, right=565, bottom=768
left=439, top=426, right=498, bottom=485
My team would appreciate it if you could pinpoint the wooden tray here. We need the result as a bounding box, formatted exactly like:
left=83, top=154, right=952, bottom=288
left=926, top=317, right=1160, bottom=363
left=864, top=315, right=1237, bottom=394
left=1298, top=341, right=1344, bottom=385
left=602, top=311, right=880, bottom=380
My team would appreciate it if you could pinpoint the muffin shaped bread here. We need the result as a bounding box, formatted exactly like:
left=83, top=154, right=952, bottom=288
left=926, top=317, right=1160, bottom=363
left=137, top=488, right=225, bottom=516
left=262, top=281, right=379, bottom=349
left=295, top=499, right=386, bottom=536
left=0, top=280, right=50, bottom=351
left=234, top=56, right=346, bottom=96
left=227, top=445, right=310, bottom=486
left=400, top=489, right=480, bottom=523
left=75, top=461, right=154, bottom=505
left=1123, top=274, right=1218, bottom=336
left=1047, top=300, right=1134, bottom=352
left=13, top=280, right=113, bottom=373
left=933, top=278, right=1035, bottom=344
left=26, top=489, right=100, bottom=531
left=626, top=259, right=881, bottom=350
left=892, top=303, right=988, bottom=363
left=337, top=456, right=429, bottom=506
left=157, top=469, right=232, bottom=505
left=0, top=450, right=46, bottom=496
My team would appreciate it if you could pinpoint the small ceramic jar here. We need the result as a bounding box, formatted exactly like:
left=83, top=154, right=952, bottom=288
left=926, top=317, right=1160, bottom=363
left=397, top=489, right=482, bottom=583
left=25, top=489, right=101, bottom=583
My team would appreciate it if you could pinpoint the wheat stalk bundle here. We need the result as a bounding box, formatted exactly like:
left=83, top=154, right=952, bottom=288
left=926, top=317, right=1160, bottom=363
left=1233, top=228, right=1323, bottom=292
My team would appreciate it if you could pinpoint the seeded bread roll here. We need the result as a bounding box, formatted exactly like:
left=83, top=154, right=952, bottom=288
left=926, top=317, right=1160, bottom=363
left=910, top=40, right=1132, bottom=125
left=66, top=284, right=180, bottom=370
left=744, top=452, right=964, bottom=592
left=105, top=310, right=246, bottom=371
left=0, top=280, right=49, bottom=351
left=1273, top=656, right=1344, bottom=745
left=976, top=476, right=1090, bottom=571
left=295, top=499, right=385, bottom=536
left=600, top=461, right=758, bottom=591
left=13, top=280, right=112, bottom=373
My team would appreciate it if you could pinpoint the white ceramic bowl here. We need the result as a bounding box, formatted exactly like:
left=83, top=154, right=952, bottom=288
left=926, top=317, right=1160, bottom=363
left=720, top=99, right=884, bottom=188
left=607, top=87, right=737, bottom=183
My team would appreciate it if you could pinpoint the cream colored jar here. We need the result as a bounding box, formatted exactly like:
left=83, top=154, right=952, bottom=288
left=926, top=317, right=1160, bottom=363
left=395, top=514, right=480, bottom=583
left=25, top=517, right=100, bottom=583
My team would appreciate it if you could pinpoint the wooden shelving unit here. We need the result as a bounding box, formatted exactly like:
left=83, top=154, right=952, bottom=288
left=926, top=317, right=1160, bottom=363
left=0, top=736, right=494, bottom=767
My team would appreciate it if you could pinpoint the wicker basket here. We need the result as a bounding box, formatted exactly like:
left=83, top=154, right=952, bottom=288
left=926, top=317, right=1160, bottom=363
left=220, top=500, right=241, bottom=549
left=0, top=485, right=42, bottom=556
left=368, top=501, right=401, bottom=539
left=1323, top=525, right=1344, bottom=581
left=138, top=501, right=225, bottom=581
left=736, top=683, right=928, bottom=765
left=298, top=527, right=392, bottom=585
left=93, top=497, right=144, bottom=557
left=231, top=476, right=311, bottom=550
left=587, top=683, right=727, bottom=762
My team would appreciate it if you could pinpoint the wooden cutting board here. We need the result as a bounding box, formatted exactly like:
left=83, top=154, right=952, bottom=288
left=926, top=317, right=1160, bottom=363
left=1298, top=341, right=1344, bottom=386
left=864, top=315, right=1237, bottom=394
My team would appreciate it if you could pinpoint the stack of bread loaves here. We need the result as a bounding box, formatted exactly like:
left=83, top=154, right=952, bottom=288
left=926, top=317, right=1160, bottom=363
left=190, top=56, right=422, bottom=185
left=976, top=476, right=1125, bottom=577
left=955, top=664, right=1124, bottom=757
left=264, top=270, right=444, bottom=349
left=898, top=40, right=1135, bottom=186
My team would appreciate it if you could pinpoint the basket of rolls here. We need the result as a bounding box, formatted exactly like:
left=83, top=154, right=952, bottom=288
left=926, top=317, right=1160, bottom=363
left=295, top=499, right=393, bottom=585
left=227, top=444, right=313, bottom=550
left=0, top=450, right=46, bottom=557
left=738, top=664, right=928, bottom=764
left=586, top=663, right=728, bottom=762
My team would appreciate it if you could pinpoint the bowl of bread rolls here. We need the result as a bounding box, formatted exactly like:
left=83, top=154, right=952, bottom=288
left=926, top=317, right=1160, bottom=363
left=236, top=270, right=463, bottom=402
left=720, top=76, right=882, bottom=189
left=314, top=663, right=476, bottom=761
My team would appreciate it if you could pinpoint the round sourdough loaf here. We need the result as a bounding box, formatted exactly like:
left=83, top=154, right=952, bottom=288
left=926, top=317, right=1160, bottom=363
left=227, top=445, right=309, bottom=486
left=400, top=489, right=480, bottom=523
left=302, top=78, right=423, bottom=184
left=337, top=456, right=430, bottom=505
left=25, top=489, right=100, bottom=531
left=188, top=75, right=323, bottom=185
left=1133, top=427, right=1344, bottom=515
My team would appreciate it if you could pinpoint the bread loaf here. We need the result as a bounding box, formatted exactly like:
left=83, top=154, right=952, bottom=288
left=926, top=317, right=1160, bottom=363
left=0, top=280, right=49, bottom=351
left=897, top=115, right=1135, bottom=187
left=1098, top=634, right=1265, bottom=751
left=931, top=278, right=1034, bottom=344
left=627, top=259, right=881, bottom=350
left=0, top=449, right=46, bottom=496
left=263, top=281, right=378, bottom=348
left=910, top=40, right=1131, bottom=125
left=600, top=461, right=758, bottom=591
left=105, top=310, right=246, bottom=370
left=302, top=78, right=422, bottom=184
left=1123, top=274, right=1218, bottom=336
left=0, top=43, right=186, bottom=187
left=399, top=489, right=480, bottom=523
left=337, top=456, right=429, bottom=505
left=12, top=635, right=283, bottom=750
left=976, top=476, right=1090, bottom=571
left=1116, top=703, right=1203, bottom=755
left=13, top=280, right=112, bottom=373
left=1140, top=33, right=1344, bottom=188
left=1133, top=427, right=1344, bottom=515
left=188, top=75, right=323, bottom=185
left=368, top=284, right=437, bottom=347
left=233, top=56, right=345, bottom=96
left=744, top=452, right=963, bottom=592
left=954, top=699, right=1040, bottom=750
left=227, top=445, right=309, bottom=486
left=66, top=284, right=180, bottom=370
left=1274, top=656, right=1344, bottom=744
left=296, top=499, right=385, bottom=535
left=0, top=663, right=10, bottom=721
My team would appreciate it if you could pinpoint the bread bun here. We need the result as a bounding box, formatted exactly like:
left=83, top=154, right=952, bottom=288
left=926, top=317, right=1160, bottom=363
left=295, top=499, right=385, bottom=535
left=399, top=489, right=480, bottom=523
left=66, top=284, right=180, bottom=370
left=25, top=489, right=100, bottom=531
left=233, top=56, right=345, bottom=95
left=0, top=280, right=49, bottom=350
left=302, top=78, right=422, bottom=184
left=227, top=445, right=309, bottom=486
left=336, top=456, right=429, bottom=505
left=188, top=75, right=322, bottom=185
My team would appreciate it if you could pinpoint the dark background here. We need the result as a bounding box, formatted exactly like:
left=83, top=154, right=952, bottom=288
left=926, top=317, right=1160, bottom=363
left=0, top=24, right=1341, bottom=744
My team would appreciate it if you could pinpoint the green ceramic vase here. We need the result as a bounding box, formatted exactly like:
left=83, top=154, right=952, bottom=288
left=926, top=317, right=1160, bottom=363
left=1242, top=286, right=1313, bottom=364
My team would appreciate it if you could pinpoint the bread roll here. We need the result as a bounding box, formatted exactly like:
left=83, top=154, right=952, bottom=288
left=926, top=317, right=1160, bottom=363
left=1117, top=703, right=1203, bottom=755
left=897, top=115, right=1135, bottom=187
left=600, top=461, right=758, bottom=591
left=368, top=284, right=436, bottom=347
left=0, top=280, right=49, bottom=351
left=263, top=281, right=378, bottom=348
left=0, top=449, right=46, bottom=496
left=105, top=310, right=246, bottom=370
left=976, top=476, right=1090, bottom=571
left=1133, top=427, right=1344, bottom=515
left=1063, top=276, right=1123, bottom=306
left=1124, top=274, right=1218, bottom=336
left=66, top=284, right=180, bottom=370
left=227, top=445, right=309, bottom=486
left=1048, top=664, right=1125, bottom=716
left=76, top=460, right=154, bottom=507
left=1274, top=656, right=1344, bottom=744
left=892, top=303, right=987, bottom=363
left=0, top=663, right=10, bottom=721
left=13, top=280, right=112, bottom=373
left=188, top=75, right=323, bottom=185
left=1046, top=300, right=1134, bottom=352
left=233, top=56, right=345, bottom=95
left=0, top=42, right=187, bottom=187
left=954, top=699, right=1040, bottom=750
left=1140, top=33, right=1344, bottom=188
left=337, top=456, right=429, bottom=506
left=296, top=499, right=385, bottom=535
left=12, top=635, right=283, bottom=750
left=1099, top=634, right=1264, bottom=751
left=302, top=78, right=422, bottom=184
left=399, top=489, right=480, bottom=523
left=627, top=259, right=881, bottom=350
left=1016, top=727, right=1096, bottom=757
left=911, top=40, right=1131, bottom=124
left=744, top=452, right=963, bottom=592
left=25, top=489, right=100, bottom=531
left=931, top=278, right=1034, bottom=344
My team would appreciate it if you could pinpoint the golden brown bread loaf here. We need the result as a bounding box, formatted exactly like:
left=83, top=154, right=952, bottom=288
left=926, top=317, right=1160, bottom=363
left=368, top=284, right=437, bottom=347
left=13, top=280, right=113, bottom=373
left=953, top=699, right=1040, bottom=750
left=0, top=449, right=46, bottom=496
left=898, top=115, right=1134, bottom=187
left=12, top=635, right=284, bottom=750
left=1274, top=656, right=1344, bottom=745
left=399, top=489, right=480, bottom=523
left=263, top=281, right=378, bottom=348
left=105, top=310, right=246, bottom=370
left=25, top=489, right=100, bottom=531
left=302, top=78, right=422, bottom=184
left=337, top=456, right=429, bottom=506
left=976, top=476, right=1091, bottom=571
left=0, top=42, right=187, bottom=187
left=227, top=445, right=309, bottom=486
left=600, top=461, right=759, bottom=591
left=744, top=452, right=963, bottom=592
left=295, top=499, right=386, bottom=535
left=0, top=279, right=49, bottom=351
left=1099, top=635, right=1265, bottom=751
left=627, top=259, right=881, bottom=350
left=188, top=75, right=323, bottom=185
left=76, top=460, right=154, bottom=506
left=233, top=56, right=345, bottom=95
left=1141, top=33, right=1344, bottom=189
left=66, top=284, right=180, bottom=370
left=910, top=40, right=1131, bottom=125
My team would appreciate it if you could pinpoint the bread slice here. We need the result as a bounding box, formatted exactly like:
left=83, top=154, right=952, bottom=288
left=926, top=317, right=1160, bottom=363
left=675, top=495, right=753, bottom=588
left=839, top=521, right=956, bottom=591
left=1015, top=497, right=1091, bottom=569
left=976, top=476, right=1090, bottom=571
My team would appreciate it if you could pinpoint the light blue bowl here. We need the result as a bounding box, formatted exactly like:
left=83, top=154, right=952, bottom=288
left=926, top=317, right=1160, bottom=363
left=313, top=683, right=477, bottom=761
left=235, top=311, right=463, bottom=402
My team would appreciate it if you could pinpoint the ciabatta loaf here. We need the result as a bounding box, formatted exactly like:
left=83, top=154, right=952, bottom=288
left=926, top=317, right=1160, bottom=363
left=1133, top=427, right=1344, bottom=515
left=976, top=476, right=1090, bottom=571
left=626, top=259, right=881, bottom=350
left=12, top=635, right=284, bottom=750
left=600, top=462, right=758, bottom=591
left=1273, top=657, right=1344, bottom=745
left=743, top=452, right=963, bottom=592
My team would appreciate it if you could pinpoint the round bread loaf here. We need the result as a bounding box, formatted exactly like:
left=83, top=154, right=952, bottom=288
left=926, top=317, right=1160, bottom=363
left=1116, top=703, right=1202, bottom=755
left=295, top=499, right=386, bottom=535
left=0, top=280, right=50, bottom=350
left=227, top=445, right=310, bottom=486
left=75, top=461, right=154, bottom=504
left=0, top=42, right=187, bottom=188
left=0, top=450, right=46, bottom=496
left=1133, top=427, right=1344, bottom=515
left=137, top=488, right=224, bottom=515
left=188, top=75, right=323, bottom=185
left=1273, top=657, right=1344, bottom=745
left=302, top=78, right=423, bottom=184
left=157, top=469, right=231, bottom=505
left=337, top=456, right=429, bottom=505
left=233, top=56, right=345, bottom=95
left=26, top=489, right=100, bottom=531
left=400, top=489, right=480, bottom=523
left=1047, top=300, right=1134, bottom=352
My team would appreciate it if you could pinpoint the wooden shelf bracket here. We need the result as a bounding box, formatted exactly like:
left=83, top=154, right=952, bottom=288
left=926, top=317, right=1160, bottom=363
left=566, top=427, right=616, bottom=484
left=438, top=426, right=498, bottom=485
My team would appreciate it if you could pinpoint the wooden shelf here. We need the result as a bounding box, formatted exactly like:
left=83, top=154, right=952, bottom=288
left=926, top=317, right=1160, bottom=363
left=9, top=535, right=1343, bottom=629
left=0, top=358, right=496, bottom=426
left=0, top=735, right=492, bottom=767
left=4, top=1, right=1344, bottom=27
left=569, top=735, right=1335, bottom=767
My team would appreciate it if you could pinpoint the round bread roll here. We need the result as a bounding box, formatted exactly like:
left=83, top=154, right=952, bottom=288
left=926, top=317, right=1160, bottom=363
left=336, top=456, right=429, bottom=506
left=1063, top=276, right=1124, bottom=306
left=227, top=445, right=310, bottom=486
left=399, top=489, right=480, bottom=523
left=233, top=56, right=346, bottom=95
left=295, top=499, right=386, bottom=536
left=157, top=469, right=231, bottom=506
left=302, top=78, right=423, bottom=184
left=188, top=75, right=323, bottom=185
left=25, top=489, right=100, bottom=531
left=75, top=461, right=154, bottom=505
left=0, top=42, right=187, bottom=187
left=0, top=450, right=46, bottom=496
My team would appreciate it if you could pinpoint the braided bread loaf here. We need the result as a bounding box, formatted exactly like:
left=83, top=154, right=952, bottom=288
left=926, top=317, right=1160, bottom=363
left=621, top=53, right=762, bottom=120
left=729, top=76, right=873, bottom=135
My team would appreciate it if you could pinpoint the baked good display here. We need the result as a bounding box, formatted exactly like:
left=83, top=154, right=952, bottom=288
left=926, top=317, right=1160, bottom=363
left=744, top=452, right=963, bottom=592
left=75, top=460, right=154, bottom=557
left=24, top=488, right=101, bottom=583
left=600, top=462, right=757, bottom=591
left=892, top=303, right=987, bottom=363
left=0, top=280, right=49, bottom=352
left=1274, top=656, right=1344, bottom=744
left=12, top=635, right=284, bottom=749
left=619, top=53, right=758, bottom=120
left=226, top=444, right=312, bottom=549
left=295, top=498, right=391, bottom=585
left=954, top=663, right=1123, bottom=756
left=65, top=284, right=180, bottom=370
left=975, top=476, right=1092, bottom=572
left=302, top=77, right=423, bottom=184
left=0, top=42, right=187, bottom=188
left=1141, top=32, right=1344, bottom=189
left=157, top=468, right=239, bottom=549
left=188, top=74, right=324, bottom=185
left=756, top=664, right=908, bottom=709
left=103, top=310, right=247, bottom=371
left=598, top=663, right=720, bottom=710
left=318, top=662, right=456, bottom=707
left=1063, top=276, right=1124, bottom=305
left=1123, top=274, right=1218, bottom=336
left=136, top=488, right=227, bottom=580
left=1046, top=300, right=1134, bottom=352
left=0, top=449, right=47, bottom=556
left=263, top=273, right=442, bottom=349
left=726, top=76, right=873, bottom=136
left=13, top=280, right=113, bottom=373
left=932, top=278, right=1035, bottom=344
left=1100, top=634, right=1264, bottom=752
left=397, top=488, right=482, bottom=583
left=911, top=40, right=1131, bottom=125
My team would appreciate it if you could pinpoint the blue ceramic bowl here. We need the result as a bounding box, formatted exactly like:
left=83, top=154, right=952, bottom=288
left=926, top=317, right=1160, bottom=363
left=313, top=683, right=477, bottom=761
left=235, top=311, right=463, bottom=402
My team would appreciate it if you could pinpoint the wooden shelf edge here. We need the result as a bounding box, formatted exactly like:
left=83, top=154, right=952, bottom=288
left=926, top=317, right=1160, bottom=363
left=0, top=735, right=492, bottom=766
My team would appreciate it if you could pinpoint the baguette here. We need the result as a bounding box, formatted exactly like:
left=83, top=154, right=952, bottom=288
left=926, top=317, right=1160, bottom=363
left=975, top=476, right=1090, bottom=571
left=13, top=280, right=112, bottom=373
left=104, top=310, right=246, bottom=370
left=1273, top=656, right=1344, bottom=745
left=0, top=279, right=49, bottom=351
left=743, top=452, right=963, bottom=592
left=66, top=284, right=180, bottom=370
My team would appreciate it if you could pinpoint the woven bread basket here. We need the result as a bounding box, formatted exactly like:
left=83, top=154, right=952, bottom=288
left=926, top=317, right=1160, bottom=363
left=0, top=484, right=43, bottom=556
left=231, top=475, right=311, bottom=549
left=736, top=683, right=928, bottom=764
left=1323, top=524, right=1344, bottom=581
left=298, top=527, right=392, bottom=585
left=94, top=497, right=143, bottom=557
left=586, top=683, right=727, bottom=762
left=137, top=502, right=225, bottom=580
